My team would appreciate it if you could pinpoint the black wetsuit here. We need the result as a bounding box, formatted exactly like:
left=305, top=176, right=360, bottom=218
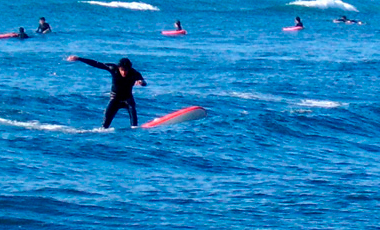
left=335, top=19, right=347, bottom=23
left=336, top=19, right=360, bottom=24
left=36, top=22, right=51, bottom=33
left=18, top=33, right=29, bottom=39
left=296, top=22, right=303, bottom=27
left=77, top=58, right=145, bottom=128
left=176, top=23, right=182, bottom=31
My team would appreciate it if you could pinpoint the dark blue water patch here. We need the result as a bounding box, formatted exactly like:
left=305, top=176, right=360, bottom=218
left=0, top=195, right=149, bottom=229
left=0, top=217, right=64, bottom=230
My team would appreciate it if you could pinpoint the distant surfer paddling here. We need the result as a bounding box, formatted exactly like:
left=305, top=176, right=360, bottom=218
left=67, top=56, right=147, bottom=128
left=333, top=16, right=363, bottom=25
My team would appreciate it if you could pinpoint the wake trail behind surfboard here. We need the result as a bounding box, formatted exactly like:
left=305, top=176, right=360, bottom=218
left=0, top=117, right=114, bottom=134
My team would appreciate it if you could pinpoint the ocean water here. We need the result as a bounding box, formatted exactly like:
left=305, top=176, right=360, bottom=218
left=1, top=0, right=380, bottom=229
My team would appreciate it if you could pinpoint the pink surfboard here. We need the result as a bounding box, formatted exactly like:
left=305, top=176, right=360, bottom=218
left=0, top=33, right=18, bottom=39
left=283, top=26, right=304, bottom=31
left=141, top=106, right=207, bottom=128
left=161, top=30, right=187, bottom=36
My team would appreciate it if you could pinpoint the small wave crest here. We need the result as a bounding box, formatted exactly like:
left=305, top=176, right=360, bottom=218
left=80, top=1, right=160, bottom=11
left=298, top=99, right=346, bottom=108
left=228, top=92, right=346, bottom=109
left=288, top=0, right=359, bottom=12
left=0, top=118, right=114, bottom=134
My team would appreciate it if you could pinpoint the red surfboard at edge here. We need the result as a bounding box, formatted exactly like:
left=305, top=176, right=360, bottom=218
left=0, top=33, right=18, bottom=39
left=141, top=106, right=207, bottom=128
left=161, top=30, right=187, bottom=36
left=283, top=26, right=304, bottom=31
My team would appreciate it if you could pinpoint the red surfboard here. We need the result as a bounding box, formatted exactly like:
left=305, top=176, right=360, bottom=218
left=141, top=106, right=207, bottom=128
left=0, top=33, right=18, bottom=39
left=162, top=30, right=187, bottom=36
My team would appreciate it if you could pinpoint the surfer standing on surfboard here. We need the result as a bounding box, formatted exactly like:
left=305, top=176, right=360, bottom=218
left=67, top=56, right=147, bottom=129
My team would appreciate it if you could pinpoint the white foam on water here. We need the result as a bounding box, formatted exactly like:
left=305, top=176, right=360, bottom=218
left=80, top=1, right=160, bottom=11
left=230, top=92, right=284, bottom=103
left=290, top=109, right=313, bottom=114
left=0, top=118, right=114, bottom=134
left=228, top=92, right=347, bottom=109
left=298, top=99, right=346, bottom=108
left=288, top=0, right=359, bottom=12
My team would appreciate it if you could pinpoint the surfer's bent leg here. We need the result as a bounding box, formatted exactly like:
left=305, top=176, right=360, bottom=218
left=103, top=99, right=120, bottom=128
left=124, top=98, right=138, bottom=127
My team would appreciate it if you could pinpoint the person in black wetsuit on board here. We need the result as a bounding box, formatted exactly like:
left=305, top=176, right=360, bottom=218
left=175, top=20, right=182, bottom=31
left=18, top=27, right=29, bottom=39
left=334, top=16, right=349, bottom=23
left=295, top=17, right=303, bottom=28
left=36, top=17, right=51, bottom=34
left=333, top=16, right=363, bottom=25
left=67, top=56, right=147, bottom=129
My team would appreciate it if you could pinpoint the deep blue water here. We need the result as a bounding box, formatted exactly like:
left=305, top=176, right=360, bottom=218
left=1, top=0, right=380, bottom=229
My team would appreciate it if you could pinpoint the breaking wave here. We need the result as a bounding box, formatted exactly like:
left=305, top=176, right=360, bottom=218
left=80, top=1, right=160, bottom=11
left=288, top=0, right=359, bottom=12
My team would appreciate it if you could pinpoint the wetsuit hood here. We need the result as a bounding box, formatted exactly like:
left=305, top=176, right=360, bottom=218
left=118, top=58, right=132, bottom=70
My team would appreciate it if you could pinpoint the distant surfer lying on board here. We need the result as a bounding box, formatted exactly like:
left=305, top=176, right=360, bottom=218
left=333, top=16, right=363, bottom=25
left=67, top=56, right=147, bottom=128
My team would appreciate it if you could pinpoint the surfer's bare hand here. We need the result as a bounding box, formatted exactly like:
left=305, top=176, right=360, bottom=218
left=67, top=56, right=79, bottom=62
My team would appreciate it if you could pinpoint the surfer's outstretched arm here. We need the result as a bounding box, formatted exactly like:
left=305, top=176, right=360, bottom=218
left=67, top=56, right=112, bottom=72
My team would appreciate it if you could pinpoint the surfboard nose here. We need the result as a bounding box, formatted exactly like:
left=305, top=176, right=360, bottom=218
left=141, top=106, right=207, bottom=128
